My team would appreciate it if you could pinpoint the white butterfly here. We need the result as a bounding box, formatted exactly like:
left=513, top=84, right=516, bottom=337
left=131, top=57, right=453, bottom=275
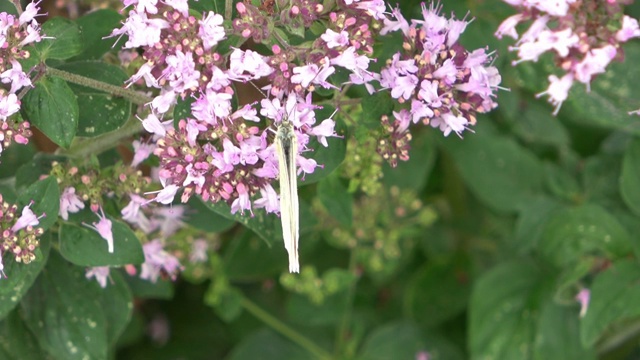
left=274, top=118, right=300, bottom=273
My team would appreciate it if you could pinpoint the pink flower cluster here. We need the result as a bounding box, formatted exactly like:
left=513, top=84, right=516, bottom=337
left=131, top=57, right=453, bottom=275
left=0, top=195, right=45, bottom=277
left=379, top=3, right=501, bottom=142
left=110, top=0, right=391, bottom=215
left=496, top=0, right=639, bottom=114
left=85, top=194, right=186, bottom=288
left=0, top=2, right=45, bottom=154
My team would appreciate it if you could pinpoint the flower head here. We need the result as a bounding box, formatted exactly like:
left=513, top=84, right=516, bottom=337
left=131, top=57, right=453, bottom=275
left=83, top=207, right=114, bottom=253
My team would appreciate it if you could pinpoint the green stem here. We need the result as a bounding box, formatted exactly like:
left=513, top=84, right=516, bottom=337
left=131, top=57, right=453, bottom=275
left=224, top=0, right=233, bottom=20
left=46, top=67, right=153, bottom=105
left=596, top=318, right=640, bottom=355
left=240, top=296, right=332, bottom=360
left=59, top=117, right=142, bottom=158
left=334, top=249, right=358, bottom=358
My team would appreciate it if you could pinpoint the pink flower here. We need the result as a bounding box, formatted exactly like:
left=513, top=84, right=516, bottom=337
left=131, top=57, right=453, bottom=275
left=86, top=266, right=110, bottom=288
left=228, top=48, right=274, bottom=81
left=495, top=14, right=523, bottom=40
left=199, top=12, right=225, bottom=50
left=430, top=112, right=469, bottom=138
left=189, top=239, right=209, bottom=263
left=139, top=113, right=172, bottom=137
left=19, top=0, right=44, bottom=25
left=131, top=140, right=155, bottom=167
left=12, top=202, right=43, bottom=232
left=310, top=119, right=337, bottom=147
left=83, top=207, right=114, bottom=253
left=575, top=288, right=590, bottom=318
left=121, top=194, right=152, bottom=232
left=1, top=60, right=32, bottom=94
left=617, top=16, right=640, bottom=42
left=537, top=73, right=574, bottom=115
left=254, top=184, right=279, bottom=213
left=148, top=184, right=180, bottom=204
left=0, top=93, right=21, bottom=121
left=59, top=187, right=85, bottom=220
left=321, top=29, right=349, bottom=48
left=140, top=240, right=182, bottom=282
left=152, top=205, right=185, bottom=237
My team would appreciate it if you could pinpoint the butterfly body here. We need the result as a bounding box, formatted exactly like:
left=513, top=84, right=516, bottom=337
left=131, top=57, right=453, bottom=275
left=275, top=119, right=300, bottom=273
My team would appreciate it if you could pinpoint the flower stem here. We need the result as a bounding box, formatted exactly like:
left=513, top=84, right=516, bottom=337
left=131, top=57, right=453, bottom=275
left=597, top=318, right=640, bottom=355
left=240, top=296, right=332, bottom=360
left=334, top=249, right=358, bottom=358
left=59, top=117, right=142, bottom=158
left=46, top=66, right=153, bottom=105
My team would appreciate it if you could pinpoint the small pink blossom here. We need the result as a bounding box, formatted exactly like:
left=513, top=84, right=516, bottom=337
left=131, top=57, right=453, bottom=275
left=131, top=140, right=156, bottom=167
left=321, top=29, right=349, bottom=48
left=148, top=184, right=180, bottom=204
left=83, top=207, right=114, bottom=253
left=0, top=93, right=21, bottom=121
left=86, top=266, right=110, bottom=288
left=12, top=202, right=43, bottom=232
left=199, top=12, right=225, bottom=50
left=617, top=16, right=640, bottom=42
left=575, top=288, right=590, bottom=318
left=59, top=187, right=85, bottom=220
left=537, top=73, right=574, bottom=115
left=140, top=240, right=182, bottom=283
left=189, top=239, right=209, bottom=263
left=139, top=113, right=172, bottom=137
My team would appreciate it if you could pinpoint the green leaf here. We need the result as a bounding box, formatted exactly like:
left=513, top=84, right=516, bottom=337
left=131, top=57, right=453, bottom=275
left=286, top=292, right=349, bottom=326
left=20, top=252, right=108, bottom=360
left=0, top=232, right=51, bottom=320
left=222, top=228, right=291, bottom=279
left=404, top=258, right=471, bottom=329
left=535, top=299, right=596, bottom=360
left=17, top=176, right=60, bottom=231
left=511, top=100, right=570, bottom=148
left=123, top=273, right=174, bottom=299
left=204, top=198, right=317, bottom=247
left=55, top=62, right=131, bottom=136
left=184, top=196, right=235, bottom=233
left=561, top=43, right=640, bottom=134
left=357, top=322, right=464, bottom=360
left=383, top=130, right=436, bottom=192
left=227, top=328, right=312, bottom=360
left=34, top=17, right=83, bottom=60
left=442, top=131, right=544, bottom=212
left=173, top=96, right=195, bottom=121
left=72, top=9, right=124, bottom=60
left=539, top=204, right=632, bottom=267
left=0, top=310, right=49, bottom=360
left=620, top=137, right=640, bottom=216
left=0, top=143, right=36, bottom=179
left=581, top=260, right=640, bottom=346
left=583, top=154, right=626, bottom=210
left=22, top=76, right=79, bottom=148
left=58, top=220, right=144, bottom=267
left=0, top=0, right=16, bottom=15
left=211, top=286, right=243, bottom=322
left=469, top=260, right=547, bottom=360
left=317, top=173, right=352, bottom=227
left=300, top=108, right=347, bottom=185
left=515, top=197, right=564, bottom=254
left=543, top=162, right=581, bottom=202
left=99, top=271, right=133, bottom=345
left=15, top=154, right=66, bottom=192
left=360, top=92, right=394, bottom=129
left=357, top=322, right=425, bottom=360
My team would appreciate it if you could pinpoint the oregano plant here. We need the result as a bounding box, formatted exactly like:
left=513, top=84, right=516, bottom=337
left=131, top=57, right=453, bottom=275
left=1, top=0, right=640, bottom=359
